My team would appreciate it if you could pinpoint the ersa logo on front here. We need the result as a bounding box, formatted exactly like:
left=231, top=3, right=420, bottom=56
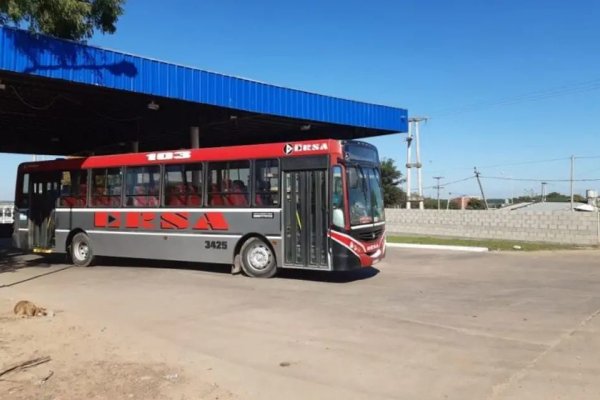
left=283, top=142, right=329, bottom=155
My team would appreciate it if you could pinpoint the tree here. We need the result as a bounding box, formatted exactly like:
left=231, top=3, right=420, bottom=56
left=0, top=0, right=125, bottom=41
left=380, top=158, right=406, bottom=207
left=512, top=191, right=586, bottom=203
left=467, top=198, right=485, bottom=210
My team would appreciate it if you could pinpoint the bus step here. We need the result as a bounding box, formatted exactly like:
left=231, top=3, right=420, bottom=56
left=32, top=248, right=53, bottom=254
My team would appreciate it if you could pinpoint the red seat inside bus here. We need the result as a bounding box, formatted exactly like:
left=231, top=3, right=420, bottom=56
left=92, top=195, right=120, bottom=206
left=92, top=186, right=120, bottom=207
left=209, top=184, right=225, bottom=206
left=132, top=185, right=158, bottom=207
left=208, top=180, right=249, bottom=207
left=166, top=184, right=201, bottom=206
left=227, top=180, right=249, bottom=206
left=59, top=184, right=87, bottom=207
left=60, top=195, right=87, bottom=207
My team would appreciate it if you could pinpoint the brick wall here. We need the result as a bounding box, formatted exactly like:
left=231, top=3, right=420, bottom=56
left=385, top=209, right=600, bottom=245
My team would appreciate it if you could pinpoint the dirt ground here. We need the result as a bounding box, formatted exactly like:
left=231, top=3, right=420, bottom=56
left=0, top=298, right=235, bottom=400
left=0, top=239, right=235, bottom=400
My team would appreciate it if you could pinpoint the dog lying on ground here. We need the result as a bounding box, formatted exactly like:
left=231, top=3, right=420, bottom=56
left=13, top=300, right=48, bottom=317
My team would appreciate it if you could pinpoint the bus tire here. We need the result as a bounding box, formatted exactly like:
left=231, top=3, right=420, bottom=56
left=70, top=232, right=95, bottom=267
left=240, top=237, right=277, bottom=278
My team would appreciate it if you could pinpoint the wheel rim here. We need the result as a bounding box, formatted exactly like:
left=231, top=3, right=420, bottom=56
left=246, top=243, right=272, bottom=271
left=74, top=240, right=89, bottom=261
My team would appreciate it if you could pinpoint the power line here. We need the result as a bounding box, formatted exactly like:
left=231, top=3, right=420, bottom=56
left=477, top=157, right=571, bottom=170
left=426, top=156, right=571, bottom=176
left=422, top=176, right=474, bottom=190
left=427, top=155, right=599, bottom=177
left=431, top=77, right=600, bottom=117
left=480, top=175, right=600, bottom=182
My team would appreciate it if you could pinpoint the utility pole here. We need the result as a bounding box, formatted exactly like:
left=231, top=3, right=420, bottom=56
left=541, top=182, right=547, bottom=202
left=433, top=176, right=444, bottom=210
left=405, top=128, right=412, bottom=209
left=570, top=155, right=575, bottom=211
left=406, top=117, right=427, bottom=210
left=474, top=167, right=489, bottom=210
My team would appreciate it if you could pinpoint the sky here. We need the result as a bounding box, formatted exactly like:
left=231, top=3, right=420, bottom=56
left=2, top=0, right=600, bottom=200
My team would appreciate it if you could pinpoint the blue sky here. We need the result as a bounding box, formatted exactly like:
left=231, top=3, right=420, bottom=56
left=2, top=0, right=600, bottom=200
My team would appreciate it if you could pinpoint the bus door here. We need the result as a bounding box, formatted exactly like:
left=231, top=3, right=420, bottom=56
left=28, top=172, right=60, bottom=250
left=282, top=163, right=328, bottom=269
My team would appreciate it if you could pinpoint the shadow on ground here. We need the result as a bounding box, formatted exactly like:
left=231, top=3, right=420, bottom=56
left=276, top=266, right=380, bottom=283
left=1, top=238, right=379, bottom=283
left=0, top=238, right=28, bottom=273
left=0, top=237, right=67, bottom=272
left=98, top=257, right=379, bottom=283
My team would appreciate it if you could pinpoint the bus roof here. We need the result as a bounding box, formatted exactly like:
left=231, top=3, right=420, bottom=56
left=20, top=139, right=344, bottom=172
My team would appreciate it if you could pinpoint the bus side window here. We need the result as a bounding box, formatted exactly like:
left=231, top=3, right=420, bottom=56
left=254, top=159, right=279, bottom=207
left=16, top=172, right=30, bottom=209
left=125, top=166, right=160, bottom=207
left=332, top=166, right=345, bottom=228
left=207, top=161, right=250, bottom=207
left=92, top=168, right=123, bottom=207
left=164, top=163, right=202, bottom=207
left=59, top=170, right=88, bottom=207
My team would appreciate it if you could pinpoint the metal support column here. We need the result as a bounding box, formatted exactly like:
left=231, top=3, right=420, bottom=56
left=190, top=126, right=200, bottom=149
left=405, top=122, right=413, bottom=209
left=415, top=121, right=424, bottom=210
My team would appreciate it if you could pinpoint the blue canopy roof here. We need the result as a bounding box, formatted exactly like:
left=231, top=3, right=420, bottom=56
left=0, top=26, right=406, bottom=132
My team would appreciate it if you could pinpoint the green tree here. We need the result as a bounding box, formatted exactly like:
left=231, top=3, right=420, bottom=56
left=0, top=0, right=125, bottom=41
left=512, top=191, right=586, bottom=203
left=448, top=199, right=460, bottom=209
left=423, top=198, right=438, bottom=209
left=380, top=158, right=405, bottom=207
left=467, top=198, right=485, bottom=210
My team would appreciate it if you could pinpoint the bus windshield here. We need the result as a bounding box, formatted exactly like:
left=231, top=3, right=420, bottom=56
left=347, top=165, right=384, bottom=226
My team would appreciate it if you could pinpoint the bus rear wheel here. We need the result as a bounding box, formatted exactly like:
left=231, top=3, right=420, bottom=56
left=240, top=237, right=277, bottom=278
left=70, top=232, right=95, bottom=267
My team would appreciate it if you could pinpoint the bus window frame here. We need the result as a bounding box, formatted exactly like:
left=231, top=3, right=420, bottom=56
left=331, top=165, right=346, bottom=229
left=162, top=162, right=205, bottom=208
left=124, top=165, right=162, bottom=208
left=15, top=170, right=30, bottom=209
left=252, top=158, right=280, bottom=208
left=58, top=169, right=89, bottom=208
left=90, top=167, right=125, bottom=208
left=207, top=160, right=251, bottom=208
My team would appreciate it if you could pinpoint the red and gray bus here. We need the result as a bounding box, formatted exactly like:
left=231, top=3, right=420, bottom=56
left=13, top=139, right=386, bottom=277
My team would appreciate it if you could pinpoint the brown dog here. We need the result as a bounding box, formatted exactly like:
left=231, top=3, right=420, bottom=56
left=13, top=300, right=47, bottom=317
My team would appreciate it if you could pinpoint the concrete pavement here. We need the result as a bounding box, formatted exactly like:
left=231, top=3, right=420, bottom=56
left=1, top=247, right=600, bottom=399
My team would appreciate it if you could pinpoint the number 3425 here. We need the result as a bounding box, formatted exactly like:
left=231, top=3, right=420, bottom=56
left=205, top=240, right=227, bottom=250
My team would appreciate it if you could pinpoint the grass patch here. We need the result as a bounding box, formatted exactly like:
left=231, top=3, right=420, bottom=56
left=386, top=235, right=589, bottom=251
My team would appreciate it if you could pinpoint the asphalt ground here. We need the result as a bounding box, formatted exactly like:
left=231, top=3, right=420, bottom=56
left=1, top=243, right=599, bottom=399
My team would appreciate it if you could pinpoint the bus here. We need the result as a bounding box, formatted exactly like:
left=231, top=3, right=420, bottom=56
left=13, top=139, right=386, bottom=277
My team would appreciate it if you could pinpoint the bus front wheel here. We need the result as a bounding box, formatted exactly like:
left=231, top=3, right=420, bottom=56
left=240, top=237, right=277, bottom=278
left=70, top=232, right=95, bottom=267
